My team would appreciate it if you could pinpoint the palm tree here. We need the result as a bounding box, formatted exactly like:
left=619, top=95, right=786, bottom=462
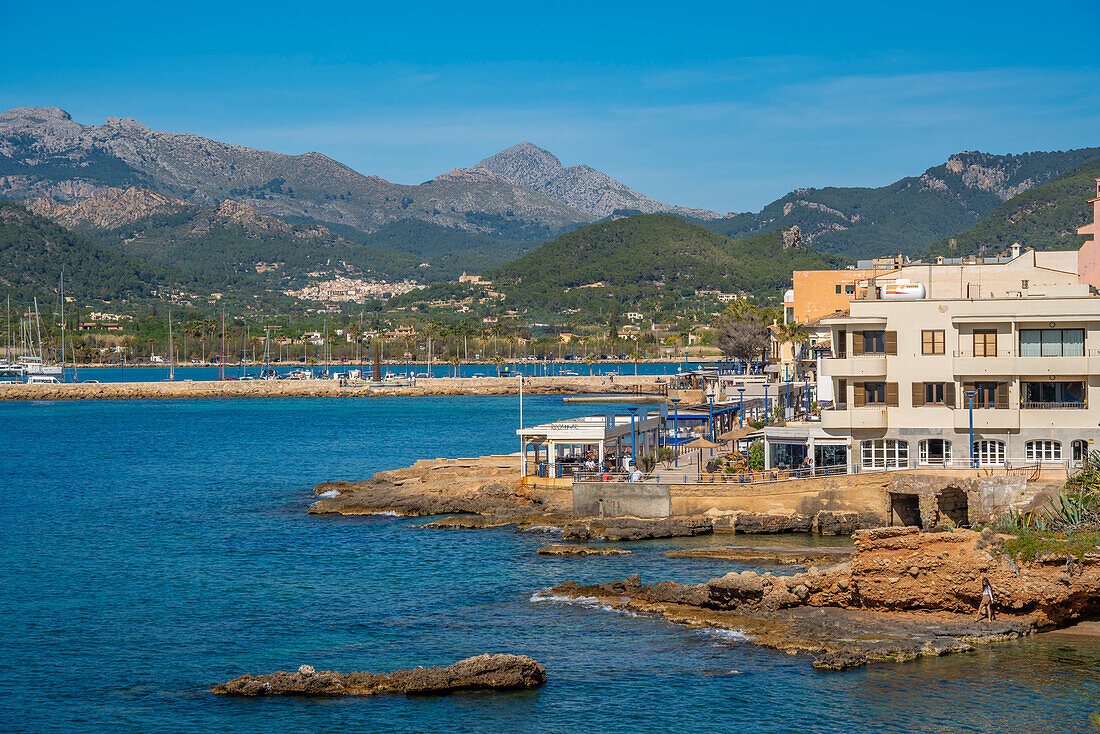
left=584, top=353, right=597, bottom=376
left=493, top=355, right=504, bottom=377
left=450, top=355, right=460, bottom=378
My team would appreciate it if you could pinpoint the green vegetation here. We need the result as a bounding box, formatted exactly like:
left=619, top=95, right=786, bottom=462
left=926, top=156, right=1100, bottom=258
left=0, top=202, right=172, bottom=302
left=699, top=148, right=1100, bottom=260
left=997, top=452, right=1100, bottom=561
left=483, top=214, right=846, bottom=315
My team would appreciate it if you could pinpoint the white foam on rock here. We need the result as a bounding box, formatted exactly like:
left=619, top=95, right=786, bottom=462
left=316, top=489, right=340, bottom=499
left=528, top=590, right=638, bottom=617
left=698, top=627, right=753, bottom=643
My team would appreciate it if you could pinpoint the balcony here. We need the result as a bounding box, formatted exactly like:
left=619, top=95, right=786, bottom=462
left=821, top=354, right=887, bottom=378
left=952, top=349, right=1017, bottom=376
left=952, top=404, right=1019, bottom=431
left=953, top=349, right=1097, bottom=377
left=1020, top=403, right=1094, bottom=429
left=822, top=406, right=888, bottom=430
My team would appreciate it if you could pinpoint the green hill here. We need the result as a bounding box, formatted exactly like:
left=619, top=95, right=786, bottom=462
left=485, top=214, right=848, bottom=313
left=0, top=202, right=172, bottom=302
left=926, top=157, right=1100, bottom=258
left=698, top=148, right=1100, bottom=259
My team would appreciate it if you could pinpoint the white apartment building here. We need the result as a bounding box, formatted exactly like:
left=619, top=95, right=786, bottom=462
left=819, top=285, right=1099, bottom=472
left=759, top=180, right=1100, bottom=474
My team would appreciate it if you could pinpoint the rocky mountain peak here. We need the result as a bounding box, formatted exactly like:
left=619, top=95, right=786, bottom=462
left=26, top=187, right=188, bottom=230
left=474, top=142, right=721, bottom=220
left=0, top=106, right=72, bottom=123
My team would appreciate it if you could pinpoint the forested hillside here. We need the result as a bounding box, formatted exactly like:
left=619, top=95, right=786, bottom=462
left=0, top=202, right=169, bottom=301
left=485, top=214, right=847, bottom=313
left=926, top=157, right=1100, bottom=258
left=698, top=148, right=1100, bottom=259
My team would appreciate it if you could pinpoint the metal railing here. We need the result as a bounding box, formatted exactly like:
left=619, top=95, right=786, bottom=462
left=1020, top=401, right=1086, bottom=410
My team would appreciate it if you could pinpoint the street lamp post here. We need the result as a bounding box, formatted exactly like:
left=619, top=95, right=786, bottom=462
left=785, top=380, right=791, bottom=418
left=737, top=387, right=746, bottom=428
left=764, top=384, right=770, bottom=423
left=966, top=390, right=977, bottom=468
left=706, top=395, right=714, bottom=442
left=670, top=397, right=681, bottom=467
left=804, top=375, right=810, bottom=418
left=628, top=406, right=638, bottom=470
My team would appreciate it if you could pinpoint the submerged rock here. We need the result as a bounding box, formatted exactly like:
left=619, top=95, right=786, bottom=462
left=213, top=654, right=546, bottom=697
left=537, top=544, right=631, bottom=556
left=562, top=516, right=712, bottom=542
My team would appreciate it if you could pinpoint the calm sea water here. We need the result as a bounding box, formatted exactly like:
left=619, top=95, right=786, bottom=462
left=61, top=360, right=721, bottom=383
left=1, top=396, right=1097, bottom=733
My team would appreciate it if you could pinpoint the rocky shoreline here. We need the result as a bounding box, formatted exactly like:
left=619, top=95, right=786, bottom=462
left=214, top=654, right=546, bottom=697
left=548, top=527, right=1100, bottom=669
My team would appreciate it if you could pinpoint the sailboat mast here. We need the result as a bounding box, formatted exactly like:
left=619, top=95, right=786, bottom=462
left=219, top=311, right=225, bottom=381
left=33, top=298, right=43, bottom=363
left=168, top=310, right=175, bottom=381
left=59, top=272, right=66, bottom=382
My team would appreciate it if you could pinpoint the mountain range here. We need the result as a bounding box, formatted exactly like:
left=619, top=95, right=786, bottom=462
left=2, top=105, right=1100, bottom=313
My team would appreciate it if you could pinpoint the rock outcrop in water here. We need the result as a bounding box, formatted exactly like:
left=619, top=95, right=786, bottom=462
left=213, top=654, right=546, bottom=697
left=549, top=527, right=1100, bottom=669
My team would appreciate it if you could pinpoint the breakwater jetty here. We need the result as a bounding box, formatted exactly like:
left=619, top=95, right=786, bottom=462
left=0, top=374, right=665, bottom=401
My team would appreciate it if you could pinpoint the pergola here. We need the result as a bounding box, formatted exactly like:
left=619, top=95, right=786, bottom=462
left=517, top=412, right=664, bottom=478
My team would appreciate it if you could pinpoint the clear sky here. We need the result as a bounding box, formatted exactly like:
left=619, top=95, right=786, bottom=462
left=4, top=0, right=1099, bottom=213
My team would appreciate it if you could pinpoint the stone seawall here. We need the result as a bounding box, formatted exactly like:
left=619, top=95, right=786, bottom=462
left=0, top=375, right=664, bottom=401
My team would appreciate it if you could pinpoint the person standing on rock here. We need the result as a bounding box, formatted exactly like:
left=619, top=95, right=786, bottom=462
left=975, top=577, right=996, bottom=621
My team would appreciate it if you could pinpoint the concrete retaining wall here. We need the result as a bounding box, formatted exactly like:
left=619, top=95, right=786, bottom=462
left=573, top=482, right=671, bottom=518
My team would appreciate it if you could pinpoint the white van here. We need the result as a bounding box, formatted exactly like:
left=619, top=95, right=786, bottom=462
left=27, top=375, right=61, bottom=384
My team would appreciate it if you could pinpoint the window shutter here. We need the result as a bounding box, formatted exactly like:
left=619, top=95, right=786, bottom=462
left=838, top=379, right=847, bottom=406
left=854, top=383, right=865, bottom=407
left=996, top=382, right=1008, bottom=408
left=886, top=382, right=899, bottom=407
left=837, top=330, right=847, bottom=357
left=852, top=331, right=864, bottom=356
left=885, top=331, right=897, bottom=355
left=912, top=383, right=924, bottom=407
left=945, top=382, right=956, bottom=408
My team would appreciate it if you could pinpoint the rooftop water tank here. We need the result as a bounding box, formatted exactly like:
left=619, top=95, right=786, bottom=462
left=878, top=279, right=926, bottom=300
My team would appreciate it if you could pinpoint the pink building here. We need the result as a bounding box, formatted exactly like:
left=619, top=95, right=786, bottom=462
left=1077, top=178, right=1100, bottom=290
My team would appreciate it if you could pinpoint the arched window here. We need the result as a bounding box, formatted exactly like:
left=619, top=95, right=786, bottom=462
left=972, top=440, right=1005, bottom=465
left=1025, top=440, right=1061, bottom=462
left=918, top=439, right=952, bottom=465
left=861, top=439, right=909, bottom=469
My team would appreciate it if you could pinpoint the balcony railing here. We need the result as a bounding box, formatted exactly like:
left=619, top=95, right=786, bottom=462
left=1020, top=401, right=1086, bottom=410
left=952, top=349, right=1014, bottom=358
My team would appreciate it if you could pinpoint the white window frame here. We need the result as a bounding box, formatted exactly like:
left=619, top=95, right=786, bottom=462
left=861, top=439, right=909, bottom=469
left=1025, top=440, right=1062, bottom=462
left=918, top=439, right=952, bottom=465
left=972, top=440, right=1006, bottom=465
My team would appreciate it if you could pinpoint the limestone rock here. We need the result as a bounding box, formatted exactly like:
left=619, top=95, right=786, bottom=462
left=214, top=654, right=546, bottom=697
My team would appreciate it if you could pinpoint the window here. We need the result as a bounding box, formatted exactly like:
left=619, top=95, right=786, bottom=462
left=836, top=284, right=843, bottom=294
left=965, top=382, right=1003, bottom=409
left=1020, top=381, right=1085, bottom=409
left=861, top=439, right=909, bottom=469
left=836, top=330, right=847, bottom=358
left=863, top=331, right=886, bottom=354
left=918, top=439, right=952, bottom=465
left=1025, top=440, right=1062, bottom=461
left=1072, top=440, right=1089, bottom=465
left=845, top=284, right=855, bottom=295
left=924, top=382, right=946, bottom=404
left=921, top=330, right=945, bottom=355
left=972, top=440, right=1006, bottom=465
left=1019, top=329, right=1084, bottom=357
left=864, top=382, right=886, bottom=404
left=973, top=330, right=998, bottom=357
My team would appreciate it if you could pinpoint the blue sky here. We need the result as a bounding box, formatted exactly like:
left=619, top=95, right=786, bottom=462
left=4, top=0, right=1099, bottom=212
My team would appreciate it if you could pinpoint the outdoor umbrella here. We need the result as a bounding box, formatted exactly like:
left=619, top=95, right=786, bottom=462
left=684, top=437, right=720, bottom=471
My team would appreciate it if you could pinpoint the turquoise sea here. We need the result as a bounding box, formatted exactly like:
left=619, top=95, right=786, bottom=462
left=1, top=395, right=1098, bottom=733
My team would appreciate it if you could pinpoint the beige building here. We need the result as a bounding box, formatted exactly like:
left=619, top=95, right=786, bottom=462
left=819, top=285, right=1098, bottom=472
left=762, top=182, right=1100, bottom=475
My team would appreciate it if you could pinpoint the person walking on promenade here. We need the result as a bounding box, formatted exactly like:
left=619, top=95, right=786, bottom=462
left=975, top=578, right=996, bottom=621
